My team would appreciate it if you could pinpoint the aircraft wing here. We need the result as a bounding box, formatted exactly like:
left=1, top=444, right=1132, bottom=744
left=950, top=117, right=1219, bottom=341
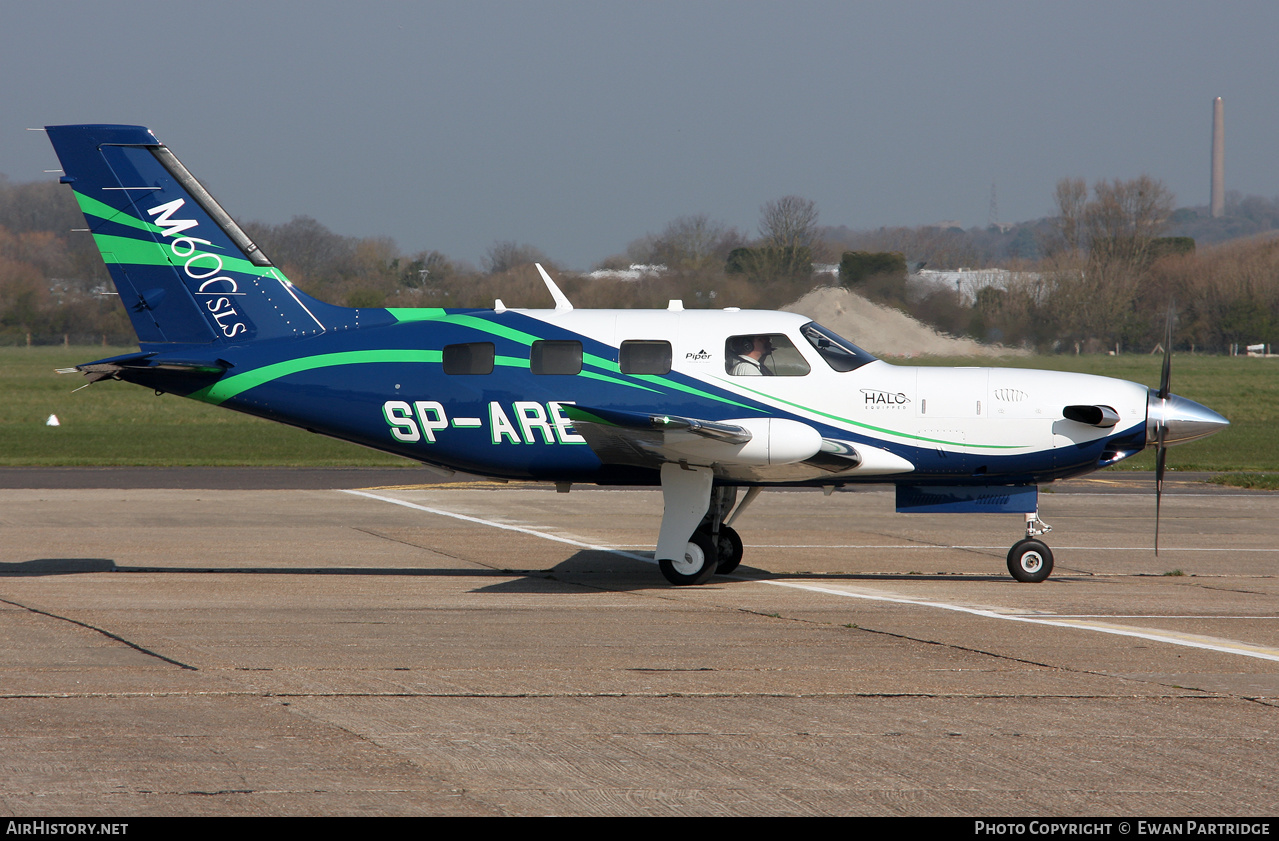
left=562, top=405, right=752, bottom=469
left=562, top=404, right=911, bottom=478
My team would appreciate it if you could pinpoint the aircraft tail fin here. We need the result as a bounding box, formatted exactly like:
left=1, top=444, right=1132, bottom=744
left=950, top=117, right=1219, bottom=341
left=45, top=124, right=375, bottom=346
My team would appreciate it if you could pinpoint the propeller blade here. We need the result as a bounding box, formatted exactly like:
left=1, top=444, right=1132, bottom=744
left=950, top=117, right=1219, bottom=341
left=1154, top=301, right=1174, bottom=554
left=1154, top=426, right=1167, bottom=555
left=1158, top=304, right=1174, bottom=400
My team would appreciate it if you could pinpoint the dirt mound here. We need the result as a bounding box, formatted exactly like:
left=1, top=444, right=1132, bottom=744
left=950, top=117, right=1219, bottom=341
left=783, top=286, right=1026, bottom=358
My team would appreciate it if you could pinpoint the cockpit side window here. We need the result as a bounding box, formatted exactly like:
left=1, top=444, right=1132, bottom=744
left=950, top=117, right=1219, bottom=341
left=800, top=322, right=877, bottom=372
left=725, top=334, right=810, bottom=376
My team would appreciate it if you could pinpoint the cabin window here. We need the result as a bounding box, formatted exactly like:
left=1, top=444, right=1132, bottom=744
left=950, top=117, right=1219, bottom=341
left=619, top=340, right=672, bottom=375
left=530, top=340, right=582, bottom=375
left=800, top=322, right=877, bottom=372
left=442, top=342, right=495, bottom=375
left=725, top=334, right=810, bottom=376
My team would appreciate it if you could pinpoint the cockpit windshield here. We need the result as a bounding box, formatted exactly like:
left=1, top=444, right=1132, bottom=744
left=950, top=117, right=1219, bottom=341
left=800, top=322, right=877, bottom=372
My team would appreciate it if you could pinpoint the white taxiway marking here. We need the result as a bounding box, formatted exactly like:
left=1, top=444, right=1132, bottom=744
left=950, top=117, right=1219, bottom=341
left=759, top=579, right=1279, bottom=663
left=341, top=489, right=651, bottom=562
left=750, top=544, right=1279, bottom=552
left=344, top=489, right=1279, bottom=663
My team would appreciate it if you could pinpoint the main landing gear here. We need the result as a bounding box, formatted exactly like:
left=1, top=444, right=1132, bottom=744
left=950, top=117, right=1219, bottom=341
left=1007, top=511, right=1054, bottom=583
left=655, top=464, right=752, bottom=586
left=659, top=529, right=719, bottom=586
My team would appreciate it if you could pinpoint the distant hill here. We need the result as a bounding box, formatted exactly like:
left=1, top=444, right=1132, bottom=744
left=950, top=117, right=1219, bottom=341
left=1165, top=199, right=1279, bottom=246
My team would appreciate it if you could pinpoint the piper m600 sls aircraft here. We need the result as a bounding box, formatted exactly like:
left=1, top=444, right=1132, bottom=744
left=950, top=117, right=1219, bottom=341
left=44, top=124, right=1229, bottom=585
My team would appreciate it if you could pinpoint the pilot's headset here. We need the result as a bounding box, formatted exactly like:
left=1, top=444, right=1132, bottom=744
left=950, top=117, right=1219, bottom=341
left=729, top=336, right=756, bottom=357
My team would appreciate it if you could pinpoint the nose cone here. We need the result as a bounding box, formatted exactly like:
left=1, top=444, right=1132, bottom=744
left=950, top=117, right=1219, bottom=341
left=1147, top=391, right=1230, bottom=446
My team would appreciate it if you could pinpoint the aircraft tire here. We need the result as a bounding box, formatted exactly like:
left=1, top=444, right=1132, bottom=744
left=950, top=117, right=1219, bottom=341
left=659, top=531, right=719, bottom=585
left=713, top=526, right=744, bottom=575
left=1007, top=539, right=1054, bottom=583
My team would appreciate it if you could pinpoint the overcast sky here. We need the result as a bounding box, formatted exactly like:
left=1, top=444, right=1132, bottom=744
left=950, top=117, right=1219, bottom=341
left=4, top=1, right=1276, bottom=270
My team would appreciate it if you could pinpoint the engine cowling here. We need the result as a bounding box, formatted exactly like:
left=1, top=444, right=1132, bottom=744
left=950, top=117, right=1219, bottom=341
left=664, top=417, right=823, bottom=466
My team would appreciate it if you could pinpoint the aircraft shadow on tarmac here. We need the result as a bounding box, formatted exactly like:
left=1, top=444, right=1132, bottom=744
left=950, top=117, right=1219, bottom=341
left=1, top=558, right=119, bottom=575
left=1, top=552, right=1020, bottom=588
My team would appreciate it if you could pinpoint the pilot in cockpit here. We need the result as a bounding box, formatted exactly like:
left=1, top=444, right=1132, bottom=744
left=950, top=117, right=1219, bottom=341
left=728, top=335, right=775, bottom=376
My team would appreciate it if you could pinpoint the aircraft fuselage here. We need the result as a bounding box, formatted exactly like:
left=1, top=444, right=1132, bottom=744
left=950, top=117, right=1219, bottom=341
left=125, top=306, right=1152, bottom=488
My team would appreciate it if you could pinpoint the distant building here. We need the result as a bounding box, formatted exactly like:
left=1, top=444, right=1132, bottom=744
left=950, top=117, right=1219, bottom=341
left=914, top=268, right=1041, bottom=305
left=587, top=264, right=667, bottom=281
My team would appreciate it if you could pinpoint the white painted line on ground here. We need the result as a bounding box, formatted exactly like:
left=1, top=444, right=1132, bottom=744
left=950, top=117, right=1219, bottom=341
left=750, top=544, right=1279, bottom=552
left=345, top=489, right=1279, bottom=663
left=760, top=579, right=1279, bottom=663
left=1047, top=492, right=1252, bottom=498
left=1048, top=488, right=1238, bottom=493
left=1055, top=615, right=1275, bottom=620
left=340, top=489, right=652, bottom=563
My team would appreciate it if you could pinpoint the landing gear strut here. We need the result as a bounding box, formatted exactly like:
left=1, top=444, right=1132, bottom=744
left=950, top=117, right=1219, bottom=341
left=655, top=466, right=752, bottom=585
left=656, top=463, right=717, bottom=586
left=1007, top=511, right=1054, bottom=583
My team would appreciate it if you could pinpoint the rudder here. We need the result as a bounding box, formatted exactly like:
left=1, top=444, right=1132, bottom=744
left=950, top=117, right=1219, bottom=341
left=45, top=124, right=361, bottom=346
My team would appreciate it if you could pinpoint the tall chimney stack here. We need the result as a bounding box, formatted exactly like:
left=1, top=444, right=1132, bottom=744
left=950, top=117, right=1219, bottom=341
left=1211, top=97, right=1225, bottom=218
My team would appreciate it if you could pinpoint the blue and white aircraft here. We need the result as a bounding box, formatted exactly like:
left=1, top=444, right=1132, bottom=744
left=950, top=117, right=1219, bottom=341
left=44, top=124, right=1229, bottom=585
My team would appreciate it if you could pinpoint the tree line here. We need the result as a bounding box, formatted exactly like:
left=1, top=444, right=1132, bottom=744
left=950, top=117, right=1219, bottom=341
left=2, top=172, right=1279, bottom=353
left=949, top=177, right=1279, bottom=353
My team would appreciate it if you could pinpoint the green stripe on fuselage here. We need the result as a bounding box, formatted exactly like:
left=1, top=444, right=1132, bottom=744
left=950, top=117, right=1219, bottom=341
left=189, top=345, right=665, bottom=407
left=560, top=406, right=616, bottom=426
left=385, top=308, right=448, bottom=321
left=190, top=349, right=444, bottom=404
left=390, top=309, right=756, bottom=408
left=635, top=373, right=754, bottom=411
left=388, top=310, right=665, bottom=395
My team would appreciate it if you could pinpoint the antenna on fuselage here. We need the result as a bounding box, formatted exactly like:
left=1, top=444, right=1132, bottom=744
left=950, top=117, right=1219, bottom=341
left=536, top=263, right=573, bottom=312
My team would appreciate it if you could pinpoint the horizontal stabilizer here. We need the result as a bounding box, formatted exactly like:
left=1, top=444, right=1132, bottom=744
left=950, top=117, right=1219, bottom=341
left=60, top=351, right=229, bottom=385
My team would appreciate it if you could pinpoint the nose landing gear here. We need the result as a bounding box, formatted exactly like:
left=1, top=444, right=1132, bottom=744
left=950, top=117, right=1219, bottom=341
left=1007, top=511, right=1054, bottom=582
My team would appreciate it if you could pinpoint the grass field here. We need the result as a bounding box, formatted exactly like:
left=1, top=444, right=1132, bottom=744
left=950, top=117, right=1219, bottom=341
left=1, top=346, right=1273, bottom=471
left=0, top=347, right=409, bottom=467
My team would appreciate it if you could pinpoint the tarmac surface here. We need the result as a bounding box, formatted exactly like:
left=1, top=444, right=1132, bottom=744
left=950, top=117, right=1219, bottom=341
left=1, top=469, right=1276, bottom=816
